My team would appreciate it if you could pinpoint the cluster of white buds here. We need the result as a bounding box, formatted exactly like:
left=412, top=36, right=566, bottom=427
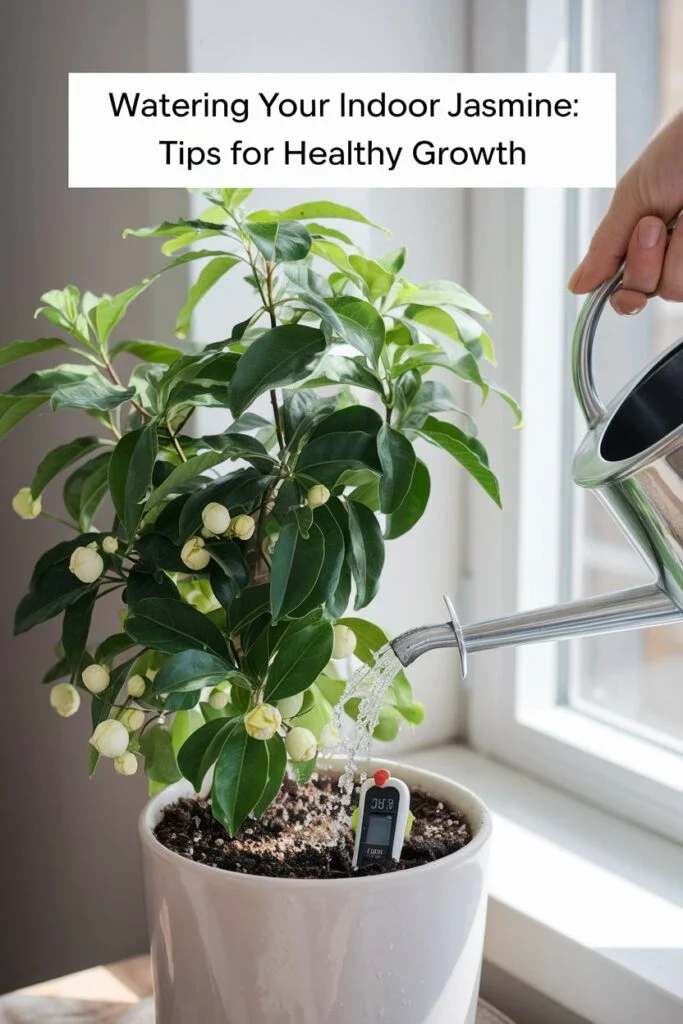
left=230, top=514, right=256, bottom=541
left=12, top=487, right=41, bottom=520
left=244, top=703, right=282, bottom=740
left=201, top=502, right=231, bottom=536
left=127, top=674, right=147, bottom=698
left=82, top=664, right=110, bottom=694
left=50, top=682, right=80, bottom=717
left=306, top=484, right=330, bottom=509
left=285, top=727, right=318, bottom=763
left=180, top=536, right=210, bottom=571
left=332, top=624, right=357, bottom=660
left=89, top=719, right=129, bottom=758
left=69, top=546, right=104, bottom=584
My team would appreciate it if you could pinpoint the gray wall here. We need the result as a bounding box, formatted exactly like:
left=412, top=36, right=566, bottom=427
left=0, top=0, right=186, bottom=992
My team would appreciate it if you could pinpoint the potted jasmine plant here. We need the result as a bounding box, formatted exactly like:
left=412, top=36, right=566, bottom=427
left=5, top=190, right=519, bottom=1024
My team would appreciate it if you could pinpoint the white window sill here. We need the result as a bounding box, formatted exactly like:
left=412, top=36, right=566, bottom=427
left=407, top=744, right=683, bottom=1024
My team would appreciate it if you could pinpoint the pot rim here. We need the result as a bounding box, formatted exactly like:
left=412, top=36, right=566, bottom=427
left=139, top=755, right=492, bottom=889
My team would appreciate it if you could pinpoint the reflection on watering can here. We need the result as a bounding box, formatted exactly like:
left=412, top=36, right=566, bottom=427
left=392, top=266, right=683, bottom=673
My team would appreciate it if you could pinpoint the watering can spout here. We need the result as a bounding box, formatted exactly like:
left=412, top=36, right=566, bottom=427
left=390, top=586, right=681, bottom=673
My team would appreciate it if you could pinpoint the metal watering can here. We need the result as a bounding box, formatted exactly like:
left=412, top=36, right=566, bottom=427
left=392, top=267, right=683, bottom=673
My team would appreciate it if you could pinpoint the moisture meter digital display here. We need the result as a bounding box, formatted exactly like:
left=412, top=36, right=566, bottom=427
left=352, top=770, right=410, bottom=868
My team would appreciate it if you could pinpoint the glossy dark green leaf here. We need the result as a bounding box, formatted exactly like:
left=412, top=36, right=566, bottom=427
left=140, top=725, right=182, bottom=786
left=109, top=425, right=158, bottom=537
left=419, top=416, right=501, bottom=507
left=0, top=394, right=47, bottom=439
left=345, top=499, right=384, bottom=610
left=264, top=618, right=334, bottom=702
left=0, top=337, right=68, bottom=368
left=269, top=520, right=325, bottom=622
left=146, top=435, right=272, bottom=509
left=304, top=355, right=383, bottom=395
left=61, top=589, right=97, bottom=673
left=302, top=293, right=384, bottom=364
left=31, top=436, right=103, bottom=497
left=244, top=220, right=312, bottom=262
left=296, top=431, right=380, bottom=488
left=177, top=717, right=237, bottom=792
left=94, top=632, right=138, bottom=664
left=292, top=505, right=345, bottom=617
left=42, top=657, right=71, bottom=684
left=228, top=325, right=325, bottom=417
left=400, top=380, right=477, bottom=434
left=51, top=373, right=136, bottom=412
left=134, top=534, right=187, bottom=574
left=282, top=391, right=337, bottom=448
left=150, top=650, right=235, bottom=695
left=385, top=459, right=430, bottom=539
left=8, top=365, right=92, bottom=397
left=62, top=452, right=111, bottom=530
left=212, top=723, right=270, bottom=836
left=226, top=584, right=270, bottom=634
left=252, top=734, right=287, bottom=817
left=14, top=567, right=95, bottom=635
left=175, top=255, right=240, bottom=338
left=208, top=540, right=250, bottom=589
left=178, top=468, right=271, bottom=542
left=310, top=405, right=382, bottom=440
left=125, top=598, right=228, bottom=658
left=377, top=424, right=416, bottom=514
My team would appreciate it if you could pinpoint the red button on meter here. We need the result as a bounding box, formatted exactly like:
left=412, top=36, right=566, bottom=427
left=373, top=769, right=391, bottom=787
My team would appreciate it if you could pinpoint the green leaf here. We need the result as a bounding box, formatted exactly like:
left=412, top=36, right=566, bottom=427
left=282, top=391, right=337, bottom=448
left=30, top=436, right=103, bottom=497
left=146, top=435, right=272, bottom=508
left=140, top=725, right=182, bottom=786
left=63, top=452, right=111, bottom=530
left=111, top=340, right=182, bottom=364
left=248, top=201, right=386, bottom=231
left=212, top=723, right=270, bottom=836
left=228, top=325, right=326, bottom=417
left=14, top=567, right=94, bottom=635
left=109, top=425, right=158, bottom=537
left=395, top=280, right=491, bottom=319
left=264, top=618, right=334, bottom=703
left=125, top=598, right=228, bottom=658
left=0, top=395, right=47, bottom=439
left=51, top=373, right=136, bottom=412
left=0, top=337, right=68, bottom=368
left=150, top=650, right=235, bottom=695
left=125, top=565, right=179, bottom=607
left=345, top=499, right=385, bottom=610
left=419, top=416, right=501, bottom=506
left=311, top=240, right=360, bottom=278
left=282, top=264, right=333, bottom=298
left=289, top=755, right=318, bottom=785
left=487, top=380, right=525, bottom=427
left=397, top=702, right=425, bottom=725
left=304, top=354, right=383, bottom=395
left=372, top=704, right=402, bottom=741
left=178, top=717, right=237, bottom=792
left=377, top=425, right=416, bottom=514
left=300, top=293, right=384, bottom=364
left=270, top=520, right=325, bottom=622
left=296, top=431, right=380, bottom=488
left=226, top=584, right=270, bottom=633
left=178, top=468, right=271, bottom=542
left=348, top=255, right=395, bottom=302
left=244, top=220, right=312, bottom=262
left=171, top=709, right=204, bottom=757
left=95, top=632, right=137, bottom=663
left=291, top=505, right=345, bottom=617
left=208, top=540, right=250, bottom=589
left=175, top=255, right=240, bottom=339
left=252, top=734, right=287, bottom=817
left=305, top=222, right=355, bottom=245
left=379, top=247, right=407, bottom=274
left=123, top=217, right=225, bottom=240
left=400, top=380, right=477, bottom=434
left=385, top=459, right=430, bottom=539
left=339, top=615, right=413, bottom=702
left=62, top=590, right=97, bottom=674
left=8, top=365, right=92, bottom=397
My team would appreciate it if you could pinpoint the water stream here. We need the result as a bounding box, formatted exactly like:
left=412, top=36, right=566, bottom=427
left=331, top=644, right=403, bottom=811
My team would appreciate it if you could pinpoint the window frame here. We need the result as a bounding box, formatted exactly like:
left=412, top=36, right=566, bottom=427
left=464, top=0, right=683, bottom=846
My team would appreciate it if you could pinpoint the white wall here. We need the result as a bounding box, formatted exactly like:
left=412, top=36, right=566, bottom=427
left=186, top=0, right=470, bottom=752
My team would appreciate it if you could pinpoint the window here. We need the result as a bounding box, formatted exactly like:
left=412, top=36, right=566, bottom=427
left=467, top=0, right=683, bottom=844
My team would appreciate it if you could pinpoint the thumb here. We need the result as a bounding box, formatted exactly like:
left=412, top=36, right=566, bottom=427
left=569, top=184, right=643, bottom=294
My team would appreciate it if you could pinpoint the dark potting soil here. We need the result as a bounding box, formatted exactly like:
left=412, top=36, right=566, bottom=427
left=154, top=774, right=473, bottom=879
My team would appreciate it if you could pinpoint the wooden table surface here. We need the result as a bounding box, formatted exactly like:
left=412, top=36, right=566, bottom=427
left=0, top=957, right=515, bottom=1023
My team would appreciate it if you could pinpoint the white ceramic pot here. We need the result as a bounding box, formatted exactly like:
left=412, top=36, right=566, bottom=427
left=139, top=756, right=492, bottom=1024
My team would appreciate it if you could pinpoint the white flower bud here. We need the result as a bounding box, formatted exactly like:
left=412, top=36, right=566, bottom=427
left=306, top=484, right=330, bottom=509
left=119, top=707, right=145, bottom=732
left=81, top=663, right=110, bottom=694
left=231, top=514, right=256, bottom=541
left=50, top=682, right=80, bottom=718
left=285, top=727, right=318, bottom=763
left=86, top=541, right=99, bottom=551
left=89, top=719, right=129, bottom=758
left=244, top=703, right=282, bottom=741
left=114, top=752, right=138, bottom=777
left=319, top=723, right=341, bottom=750
left=209, top=689, right=229, bottom=710
left=276, top=693, right=304, bottom=720
left=69, top=546, right=104, bottom=584
left=180, top=536, right=210, bottom=571
left=12, top=487, right=41, bottom=520
left=102, top=536, right=119, bottom=554
left=126, top=674, right=146, bottom=698
left=201, top=502, right=231, bottom=536
left=332, top=624, right=357, bottom=660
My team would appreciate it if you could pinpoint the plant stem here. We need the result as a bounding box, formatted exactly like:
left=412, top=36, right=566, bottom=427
left=40, top=511, right=78, bottom=531
left=264, top=261, right=286, bottom=453
left=101, top=349, right=151, bottom=421
left=166, top=422, right=187, bottom=462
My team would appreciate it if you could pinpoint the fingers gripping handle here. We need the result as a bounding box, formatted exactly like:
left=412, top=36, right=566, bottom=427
left=571, top=267, right=624, bottom=428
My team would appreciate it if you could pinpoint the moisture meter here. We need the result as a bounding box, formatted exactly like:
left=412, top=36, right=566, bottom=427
left=352, top=769, right=410, bottom=868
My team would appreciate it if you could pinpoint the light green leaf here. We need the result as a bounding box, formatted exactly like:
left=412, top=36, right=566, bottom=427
left=171, top=709, right=204, bottom=757
left=123, top=218, right=225, bottom=240
left=0, top=337, right=68, bottom=368
left=304, top=354, right=383, bottom=395
left=244, top=220, right=312, bottom=262
left=228, top=325, right=326, bottom=417
left=30, top=436, right=103, bottom=497
left=175, top=255, right=240, bottom=339
left=264, top=618, right=334, bottom=702
left=395, top=280, right=491, bottom=319
left=377, top=424, right=416, bottom=514
left=212, top=723, right=270, bottom=836
left=385, top=458, right=430, bottom=539
left=111, top=340, right=183, bottom=364
left=311, top=240, right=360, bottom=278
left=419, top=416, right=501, bottom=506
left=487, top=380, right=525, bottom=427
left=348, top=255, right=395, bottom=302
left=248, top=201, right=386, bottom=231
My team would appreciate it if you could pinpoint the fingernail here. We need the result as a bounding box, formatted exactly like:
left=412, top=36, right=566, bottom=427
left=637, top=217, right=663, bottom=249
left=568, top=263, right=584, bottom=292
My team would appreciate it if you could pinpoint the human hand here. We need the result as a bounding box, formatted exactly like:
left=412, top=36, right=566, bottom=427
left=568, top=111, right=683, bottom=314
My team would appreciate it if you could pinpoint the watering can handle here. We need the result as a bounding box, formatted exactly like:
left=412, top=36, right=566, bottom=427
left=571, top=267, right=624, bottom=428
